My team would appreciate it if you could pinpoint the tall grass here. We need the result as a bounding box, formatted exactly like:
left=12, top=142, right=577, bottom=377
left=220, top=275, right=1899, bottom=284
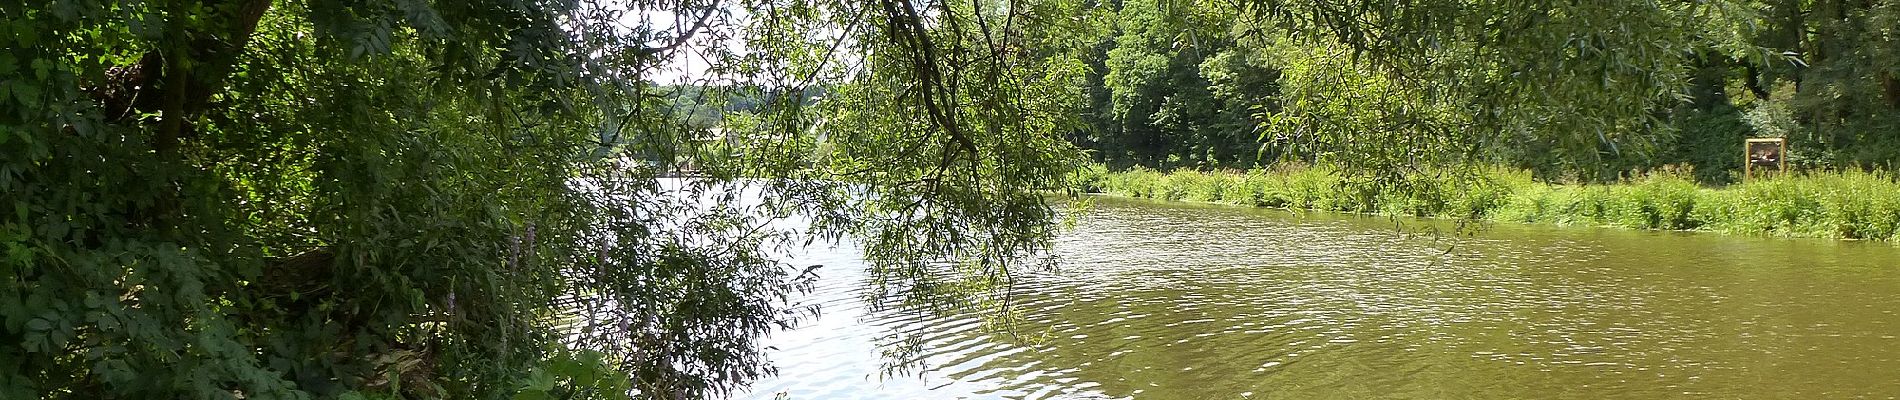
left=1078, top=165, right=1900, bottom=241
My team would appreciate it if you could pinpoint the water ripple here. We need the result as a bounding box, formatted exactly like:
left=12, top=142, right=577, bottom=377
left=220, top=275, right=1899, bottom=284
left=736, top=197, right=1900, bottom=399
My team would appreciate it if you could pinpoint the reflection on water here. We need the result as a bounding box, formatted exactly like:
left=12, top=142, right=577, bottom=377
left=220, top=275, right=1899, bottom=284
left=735, top=195, right=1900, bottom=399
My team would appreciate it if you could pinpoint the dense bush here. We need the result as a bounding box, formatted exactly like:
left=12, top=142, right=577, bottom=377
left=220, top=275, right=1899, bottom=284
left=3, top=1, right=1084, bottom=398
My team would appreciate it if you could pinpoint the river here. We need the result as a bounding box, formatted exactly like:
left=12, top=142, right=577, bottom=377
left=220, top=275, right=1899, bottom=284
left=733, top=195, right=1900, bottom=399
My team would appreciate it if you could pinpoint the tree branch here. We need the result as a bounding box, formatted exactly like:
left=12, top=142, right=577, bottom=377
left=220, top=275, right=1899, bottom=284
left=638, top=0, right=723, bottom=57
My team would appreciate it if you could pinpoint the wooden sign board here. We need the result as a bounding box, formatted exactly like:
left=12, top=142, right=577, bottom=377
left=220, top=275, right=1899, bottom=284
left=1745, top=137, right=1787, bottom=178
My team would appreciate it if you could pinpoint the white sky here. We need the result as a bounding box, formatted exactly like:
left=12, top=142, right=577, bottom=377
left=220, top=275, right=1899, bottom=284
left=617, top=5, right=748, bottom=84
left=612, top=2, right=857, bottom=85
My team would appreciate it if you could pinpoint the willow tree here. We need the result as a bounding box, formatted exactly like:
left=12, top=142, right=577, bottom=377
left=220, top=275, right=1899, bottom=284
left=1066, top=0, right=1800, bottom=182
left=1, top=0, right=1087, bottom=399
left=1230, top=0, right=1764, bottom=182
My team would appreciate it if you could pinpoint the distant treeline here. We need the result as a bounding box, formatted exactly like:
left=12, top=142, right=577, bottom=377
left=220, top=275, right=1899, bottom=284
left=1063, top=0, right=1900, bottom=184
left=662, top=0, right=1900, bottom=185
left=661, top=84, right=827, bottom=129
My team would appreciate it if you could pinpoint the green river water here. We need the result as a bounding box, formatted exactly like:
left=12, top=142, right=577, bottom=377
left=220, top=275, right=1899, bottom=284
left=735, top=195, right=1900, bottom=399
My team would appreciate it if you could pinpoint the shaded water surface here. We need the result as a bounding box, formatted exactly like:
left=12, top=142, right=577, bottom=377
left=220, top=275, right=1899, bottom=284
left=736, top=196, right=1900, bottom=399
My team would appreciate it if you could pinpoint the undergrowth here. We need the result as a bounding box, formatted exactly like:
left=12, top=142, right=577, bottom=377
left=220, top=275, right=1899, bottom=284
left=1074, top=164, right=1900, bottom=241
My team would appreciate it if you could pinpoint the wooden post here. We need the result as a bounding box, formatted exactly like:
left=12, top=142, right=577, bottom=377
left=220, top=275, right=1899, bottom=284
left=1744, top=138, right=1787, bottom=180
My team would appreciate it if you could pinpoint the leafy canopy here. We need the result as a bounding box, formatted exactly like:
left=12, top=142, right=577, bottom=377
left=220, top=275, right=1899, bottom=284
left=1, top=0, right=1085, bottom=398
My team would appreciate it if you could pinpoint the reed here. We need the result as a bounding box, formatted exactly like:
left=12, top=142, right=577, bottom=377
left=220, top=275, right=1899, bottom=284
left=1081, top=165, right=1900, bottom=241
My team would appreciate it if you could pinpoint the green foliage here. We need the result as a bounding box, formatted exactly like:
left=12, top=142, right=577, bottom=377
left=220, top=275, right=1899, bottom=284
left=2, top=0, right=1088, bottom=398
left=1696, top=170, right=1900, bottom=240
left=506, top=349, right=631, bottom=400
left=1089, top=165, right=1900, bottom=241
left=1068, top=0, right=1900, bottom=187
left=1084, top=0, right=1260, bottom=170
left=8, top=0, right=1900, bottom=397
left=1663, top=105, right=1750, bottom=184
left=1100, top=166, right=1167, bottom=199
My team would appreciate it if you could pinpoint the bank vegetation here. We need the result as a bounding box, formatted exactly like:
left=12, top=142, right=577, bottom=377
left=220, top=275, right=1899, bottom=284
left=1079, top=165, right=1900, bottom=241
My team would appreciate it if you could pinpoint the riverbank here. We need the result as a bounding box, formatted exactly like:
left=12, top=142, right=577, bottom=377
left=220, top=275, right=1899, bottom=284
left=1072, top=165, right=1900, bottom=241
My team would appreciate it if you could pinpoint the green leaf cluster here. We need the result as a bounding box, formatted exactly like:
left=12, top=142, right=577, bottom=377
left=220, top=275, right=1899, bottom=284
left=2, top=0, right=1088, bottom=398
left=1071, top=0, right=1900, bottom=184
